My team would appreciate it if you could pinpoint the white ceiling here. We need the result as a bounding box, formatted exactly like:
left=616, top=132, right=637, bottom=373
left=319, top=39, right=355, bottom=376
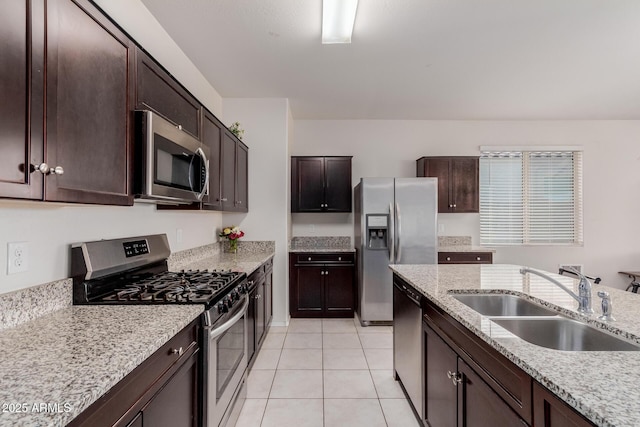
left=141, top=0, right=640, bottom=120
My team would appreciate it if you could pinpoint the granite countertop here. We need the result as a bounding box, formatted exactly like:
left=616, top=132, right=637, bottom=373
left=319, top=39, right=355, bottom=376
left=289, top=246, right=355, bottom=253
left=389, top=263, right=640, bottom=427
left=438, top=245, right=497, bottom=253
left=288, top=236, right=355, bottom=253
left=170, top=250, right=275, bottom=275
left=0, top=304, right=203, bottom=427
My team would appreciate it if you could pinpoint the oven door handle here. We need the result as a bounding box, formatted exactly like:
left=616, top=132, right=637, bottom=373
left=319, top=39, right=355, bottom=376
left=209, top=296, right=249, bottom=341
left=195, top=147, right=209, bottom=201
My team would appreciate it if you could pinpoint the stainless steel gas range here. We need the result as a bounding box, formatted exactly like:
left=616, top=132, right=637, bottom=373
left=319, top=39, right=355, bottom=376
left=71, top=234, right=248, bottom=427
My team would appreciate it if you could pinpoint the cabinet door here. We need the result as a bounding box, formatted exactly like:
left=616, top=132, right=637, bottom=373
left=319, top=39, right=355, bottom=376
left=235, top=141, right=248, bottom=212
left=45, top=0, right=132, bottom=205
left=290, top=265, right=324, bottom=317
left=324, top=157, right=352, bottom=212
left=457, top=358, right=525, bottom=427
left=450, top=158, right=479, bottom=213
left=202, top=111, right=223, bottom=209
left=0, top=0, right=44, bottom=200
left=247, top=287, right=256, bottom=365
left=424, top=324, right=457, bottom=427
left=256, top=279, right=266, bottom=348
left=220, top=131, right=236, bottom=211
left=292, top=157, right=325, bottom=212
left=533, top=382, right=595, bottom=427
left=324, top=265, right=354, bottom=316
left=142, top=350, right=199, bottom=427
left=135, top=48, right=201, bottom=139
left=422, top=158, right=452, bottom=213
left=265, top=269, right=273, bottom=326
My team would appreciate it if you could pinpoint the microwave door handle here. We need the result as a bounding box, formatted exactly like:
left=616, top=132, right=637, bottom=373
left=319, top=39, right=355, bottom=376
left=195, top=147, right=209, bottom=201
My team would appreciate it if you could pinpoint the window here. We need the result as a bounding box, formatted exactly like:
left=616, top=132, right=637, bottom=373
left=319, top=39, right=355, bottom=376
left=479, top=149, right=583, bottom=246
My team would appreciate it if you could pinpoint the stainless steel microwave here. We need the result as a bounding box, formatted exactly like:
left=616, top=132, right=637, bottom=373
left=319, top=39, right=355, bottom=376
left=134, top=110, right=209, bottom=204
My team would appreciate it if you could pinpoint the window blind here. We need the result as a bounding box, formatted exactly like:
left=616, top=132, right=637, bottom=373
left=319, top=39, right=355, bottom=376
left=479, top=150, right=583, bottom=246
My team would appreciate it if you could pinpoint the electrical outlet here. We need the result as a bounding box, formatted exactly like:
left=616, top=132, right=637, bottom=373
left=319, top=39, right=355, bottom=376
left=7, top=242, right=29, bottom=274
left=438, top=223, right=445, bottom=233
left=176, top=228, right=183, bottom=244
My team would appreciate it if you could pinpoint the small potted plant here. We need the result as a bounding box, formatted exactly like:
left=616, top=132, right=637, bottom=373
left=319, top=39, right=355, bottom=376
left=229, top=122, right=244, bottom=140
left=219, top=226, right=244, bottom=253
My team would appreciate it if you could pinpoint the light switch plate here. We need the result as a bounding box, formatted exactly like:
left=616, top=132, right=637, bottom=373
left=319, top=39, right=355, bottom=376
left=7, top=242, right=29, bottom=274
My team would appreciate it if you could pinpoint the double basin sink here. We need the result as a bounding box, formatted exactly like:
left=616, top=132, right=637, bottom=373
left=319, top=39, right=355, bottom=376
left=452, top=293, right=640, bottom=351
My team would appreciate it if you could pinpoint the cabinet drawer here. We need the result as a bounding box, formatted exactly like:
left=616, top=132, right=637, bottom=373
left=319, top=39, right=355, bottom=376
left=295, top=253, right=354, bottom=264
left=423, top=301, right=532, bottom=424
left=438, top=252, right=493, bottom=264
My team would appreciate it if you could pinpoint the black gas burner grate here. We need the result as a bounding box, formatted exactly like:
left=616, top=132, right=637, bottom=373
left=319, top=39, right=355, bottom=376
left=101, top=269, right=242, bottom=304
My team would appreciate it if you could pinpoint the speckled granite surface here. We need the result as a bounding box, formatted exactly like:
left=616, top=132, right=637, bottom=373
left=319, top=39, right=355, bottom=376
left=438, top=236, right=472, bottom=246
left=289, top=236, right=354, bottom=253
left=390, top=263, right=640, bottom=427
left=169, top=241, right=275, bottom=273
left=0, top=279, right=72, bottom=331
left=0, top=304, right=203, bottom=427
left=438, top=245, right=497, bottom=253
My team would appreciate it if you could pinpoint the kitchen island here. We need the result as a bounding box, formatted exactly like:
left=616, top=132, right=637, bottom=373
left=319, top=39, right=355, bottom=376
left=390, top=263, right=640, bottom=427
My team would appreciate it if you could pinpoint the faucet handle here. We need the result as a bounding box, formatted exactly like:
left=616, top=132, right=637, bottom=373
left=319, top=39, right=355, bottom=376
left=597, top=291, right=615, bottom=322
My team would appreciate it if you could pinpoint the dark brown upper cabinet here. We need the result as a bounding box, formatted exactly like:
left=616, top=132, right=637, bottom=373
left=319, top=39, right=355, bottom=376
left=291, top=156, right=352, bottom=213
left=135, top=47, right=202, bottom=140
left=417, top=156, right=479, bottom=213
left=219, top=131, right=248, bottom=212
left=1, top=0, right=134, bottom=205
left=202, top=111, right=223, bottom=210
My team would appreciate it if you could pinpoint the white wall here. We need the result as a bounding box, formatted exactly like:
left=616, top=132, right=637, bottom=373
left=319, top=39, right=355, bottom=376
left=0, top=0, right=224, bottom=295
left=292, top=120, right=640, bottom=289
left=222, top=98, right=291, bottom=326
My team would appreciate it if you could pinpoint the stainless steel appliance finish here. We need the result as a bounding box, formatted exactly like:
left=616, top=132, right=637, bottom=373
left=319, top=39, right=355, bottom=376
left=452, top=293, right=559, bottom=317
left=354, top=178, right=437, bottom=325
left=393, top=279, right=423, bottom=419
left=70, top=234, right=249, bottom=427
left=134, top=110, right=209, bottom=204
left=205, top=294, right=249, bottom=427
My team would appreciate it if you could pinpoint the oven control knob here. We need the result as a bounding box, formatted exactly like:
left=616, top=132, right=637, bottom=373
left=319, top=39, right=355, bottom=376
left=217, top=302, right=228, bottom=313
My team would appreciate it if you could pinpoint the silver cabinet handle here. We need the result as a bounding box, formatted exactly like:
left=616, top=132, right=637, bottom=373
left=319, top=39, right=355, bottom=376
left=476, top=257, right=481, bottom=261
left=171, top=347, right=184, bottom=356
left=338, top=257, right=342, bottom=261
left=452, top=203, right=457, bottom=208
left=221, top=197, right=228, bottom=202
left=446, top=257, right=451, bottom=261
left=325, top=271, right=329, bottom=275
left=237, top=200, right=242, bottom=204
left=447, top=371, right=462, bottom=386
left=177, top=124, right=183, bottom=130
left=34, top=163, right=64, bottom=175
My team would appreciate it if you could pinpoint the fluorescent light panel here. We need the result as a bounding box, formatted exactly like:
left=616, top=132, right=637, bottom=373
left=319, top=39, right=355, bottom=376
left=322, top=0, right=358, bottom=44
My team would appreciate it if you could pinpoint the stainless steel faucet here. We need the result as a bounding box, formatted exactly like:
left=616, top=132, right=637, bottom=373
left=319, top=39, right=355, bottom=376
left=520, top=267, right=594, bottom=314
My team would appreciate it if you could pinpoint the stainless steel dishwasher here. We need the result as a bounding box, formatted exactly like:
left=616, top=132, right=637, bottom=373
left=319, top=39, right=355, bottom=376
left=393, top=277, right=423, bottom=420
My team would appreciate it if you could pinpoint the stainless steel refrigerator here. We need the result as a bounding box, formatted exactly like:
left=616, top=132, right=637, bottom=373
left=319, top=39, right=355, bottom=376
left=354, top=177, right=438, bottom=325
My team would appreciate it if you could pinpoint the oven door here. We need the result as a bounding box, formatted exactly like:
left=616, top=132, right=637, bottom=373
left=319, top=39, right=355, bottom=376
left=206, top=295, right=249, bottom=427
left=136, top=110, right=209, bottom=203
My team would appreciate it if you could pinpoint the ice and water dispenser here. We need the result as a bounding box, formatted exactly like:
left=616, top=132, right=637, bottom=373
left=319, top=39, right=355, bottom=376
left=366, top=214, right=389, bottom=249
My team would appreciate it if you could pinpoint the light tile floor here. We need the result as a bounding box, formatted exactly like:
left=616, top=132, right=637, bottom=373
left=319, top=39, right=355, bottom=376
left=235, top=318, right=421, bottom=427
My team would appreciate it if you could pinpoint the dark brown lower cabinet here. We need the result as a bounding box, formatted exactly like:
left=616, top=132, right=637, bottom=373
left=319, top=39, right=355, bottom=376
left=289, top=253, right=355, bottom=318
left=458, top=359, right=526, bottom=427
left=248, top=258, right=274, bottom=367
left=69, top=319, right=200, bottom=427
left=533, top=382, right=594, bottom=427
left=419, top=289, right=597, bottom=427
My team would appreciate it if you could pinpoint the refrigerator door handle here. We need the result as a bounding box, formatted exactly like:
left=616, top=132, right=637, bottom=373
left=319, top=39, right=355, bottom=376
left=388, top=203, right=395, bottom=263
left=395, top=202, right=402, bottom=263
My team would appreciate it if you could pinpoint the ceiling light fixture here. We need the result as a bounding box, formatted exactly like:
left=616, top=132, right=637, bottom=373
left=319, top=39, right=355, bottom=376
left=322, top=0, right=359, bottom=44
